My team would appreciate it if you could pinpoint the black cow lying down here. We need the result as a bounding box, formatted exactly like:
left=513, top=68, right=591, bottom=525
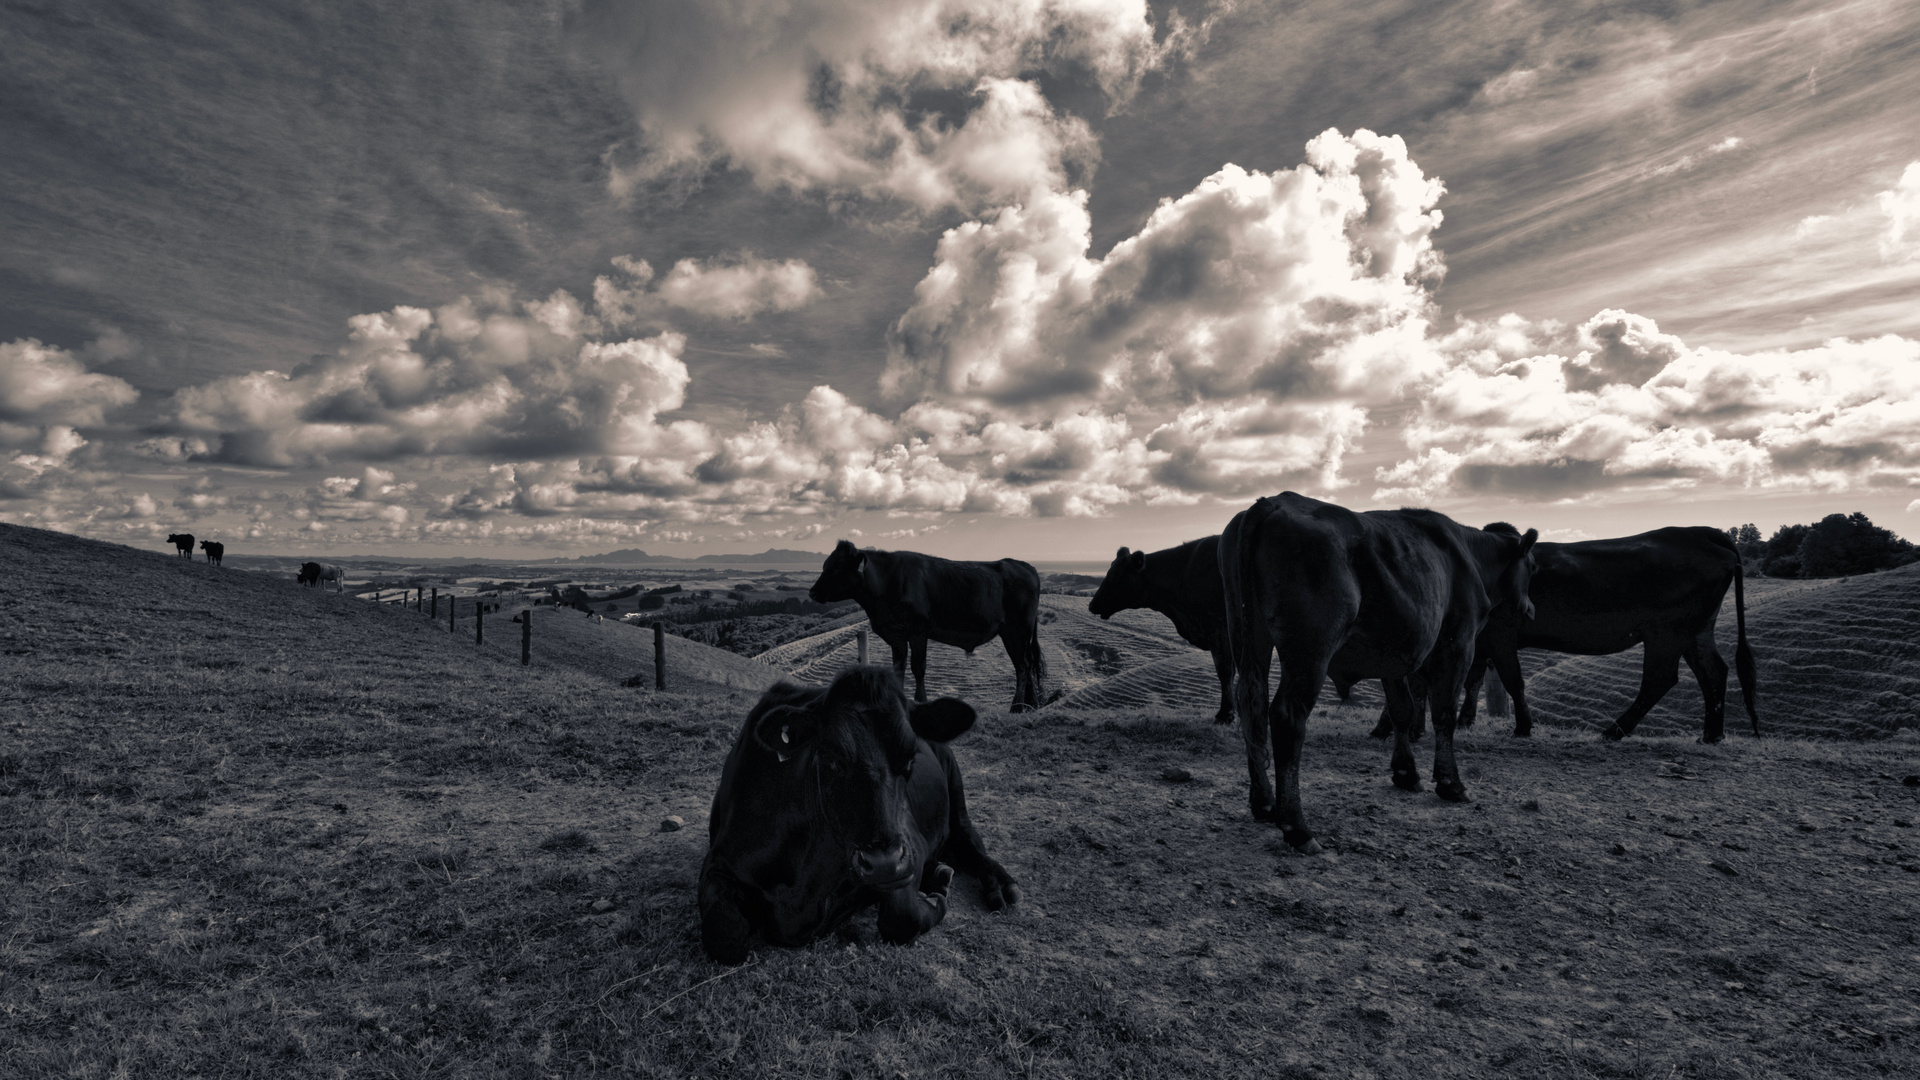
left=810, top=540, right=1046, bottom=711
left=699, top=667, right=1020, bottom=964
left=1088, top=537, right=1236, bottom=724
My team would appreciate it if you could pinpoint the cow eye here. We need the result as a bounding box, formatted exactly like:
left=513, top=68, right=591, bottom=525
left=902, top=757, right=915, bottom=778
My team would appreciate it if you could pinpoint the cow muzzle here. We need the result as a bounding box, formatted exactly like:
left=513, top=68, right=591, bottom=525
left=851, top=842, right=913, bottom=888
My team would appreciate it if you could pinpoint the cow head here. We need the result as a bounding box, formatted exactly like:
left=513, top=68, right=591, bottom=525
left=1087, top=546, right=1149, bottom=620
left=1483, top=523, right=1539, bottom=622
left=808, top=540, right=868, bottom=604
left=297, top=561, right=321, bottom=585
left=749, top=667, right=974, bottom=888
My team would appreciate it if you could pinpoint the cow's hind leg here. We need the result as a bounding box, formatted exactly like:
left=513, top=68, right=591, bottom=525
left=1382, top=677, right=1424, bottom=793
left=1427, top=670, right=1473, bottom=803
left=1269, top=656, right=1328, bottom=853
left=1492, top=652, right=1532, bottom=737
left=1231, top=641, right=1277, bottom=822
left=933, top=746, right=1020, bottom=910
left=1001, top=626, right=1034, bottom=713
left=1683, top=637, right=1730, bottom=744
left=1603, top=648, right=1682, bottom=740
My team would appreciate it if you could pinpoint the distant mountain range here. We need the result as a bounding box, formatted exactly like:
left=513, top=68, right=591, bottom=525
left=547, top=547, right=829, bottom=566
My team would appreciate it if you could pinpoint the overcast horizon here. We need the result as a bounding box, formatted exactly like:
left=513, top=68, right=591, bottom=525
left=5, top=0, right=1919, bottom=562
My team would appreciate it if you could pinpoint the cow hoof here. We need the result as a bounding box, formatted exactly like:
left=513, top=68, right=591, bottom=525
left=927, top=863, right=955, bottom=896
left=1391, top=771, right=1423, bottom=793
left=1436, top=781, right=1471, bottom=804
left=1250, top=802, right=1278, bottom=822
left=1699, top=732, right=1725, bottom=745
left=1283, top=829, right=1320, bottom=854
left=983, top=877, right=1020, bottom=911
left=1511, top=726, right=1532, bottom=738
left=1602, top=724, right=1627, bottom=741
left=1368, top=723, right=1393, bottom=740
left=1009, top=702, right=1031, bottom=714
left=1213, top=712, right=1236, bottom=726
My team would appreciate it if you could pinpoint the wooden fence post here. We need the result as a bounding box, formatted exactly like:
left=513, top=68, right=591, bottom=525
left=476, top=603, right=483, bottom=645
left=415, top=589, right=422, bottom=611
left=431, top=588, right=438, bottom=620
left=857, top=628, right=868, bottom=665
left=449, top=593, right=456, bottom=632
left=521, top=609, right=531, bottom=666
left=653, top=621, right=667, bottom=691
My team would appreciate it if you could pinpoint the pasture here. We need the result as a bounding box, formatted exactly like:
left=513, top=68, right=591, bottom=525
left=3, top=522, right=1919, bottom=1078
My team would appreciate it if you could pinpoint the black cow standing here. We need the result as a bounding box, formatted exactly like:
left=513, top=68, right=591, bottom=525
left=200, top=540, right=224, bottom=566
left=809, top=540, right=1046, bottom=712
left=1088, top=537, right=1235, bottom=724
left=1370, top=524, right=1757, bottom=743
left=699, top=667, right=1020, bottom=964
left=168, top=533, right=195, bottom=558
left=1221, top=493, right=1537, bottom=853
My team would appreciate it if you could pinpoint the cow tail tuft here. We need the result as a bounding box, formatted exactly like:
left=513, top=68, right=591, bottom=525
left=1733, top=561, right=1759, bottom=735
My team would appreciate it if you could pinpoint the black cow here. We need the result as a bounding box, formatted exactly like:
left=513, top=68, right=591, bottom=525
left=699, top=667, right=1020, bottom=964
left=809, top=540, right=1045, bottom=711
left=168, top=533, right=195, bottom=558
left=1394, top=525, right=1758, bottom=743
left=1221, top=493, right=1537, bottom=852
left=1088, top=537, right=1235, bottom=724
left=297, top=561, right=321, bottom=587
left=200, top=540, right=224, bottom=566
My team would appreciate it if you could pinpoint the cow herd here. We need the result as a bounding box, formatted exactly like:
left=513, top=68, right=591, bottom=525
left=167, top=533, right=225, bottom=565
left=704, top=490, right=1762, bottom=961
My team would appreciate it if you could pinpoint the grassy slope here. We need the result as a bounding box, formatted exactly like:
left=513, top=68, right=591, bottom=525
left=5, top=523, right=1920, bottom=1079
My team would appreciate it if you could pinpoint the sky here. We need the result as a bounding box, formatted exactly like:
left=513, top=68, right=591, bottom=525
left=3, top=0, right=1919, bottom=561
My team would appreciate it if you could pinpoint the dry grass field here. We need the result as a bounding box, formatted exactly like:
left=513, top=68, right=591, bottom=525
left=4, top=522, right=1919, bottom=1078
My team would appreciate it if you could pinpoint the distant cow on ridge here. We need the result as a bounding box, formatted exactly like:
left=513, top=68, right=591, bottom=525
left=809, top=540, right=1046, bottom=712
left=200, top=540, right=224, bottom=566
left=1221, top=493, right=1537, bottom=853
left=297, top=562, right=345, bottom=592
left=1088, top=537, right=1235, bottom=724
left=1369, top=524, right=1758, bottom=744
left=699, top=667, right=1019, bottom=964
left=168, top=533, right=195, bottom=558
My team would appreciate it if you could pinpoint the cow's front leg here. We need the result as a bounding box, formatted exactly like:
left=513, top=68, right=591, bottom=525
left=698, top=865, right=755, bottom=965
left=876, top=865, right=950, bottom=945
left=909, top=635, right=930, bottom=703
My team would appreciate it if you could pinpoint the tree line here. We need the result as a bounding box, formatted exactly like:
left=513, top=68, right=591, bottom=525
left=1726, top=512, right=1916, bottom=578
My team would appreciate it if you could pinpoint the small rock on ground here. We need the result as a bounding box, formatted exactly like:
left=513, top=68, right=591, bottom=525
left=660, top=815, right=685, bottom=832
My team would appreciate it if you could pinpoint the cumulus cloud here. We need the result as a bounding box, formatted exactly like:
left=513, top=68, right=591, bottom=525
left=1378, top=309, right=1920, bottom=502
left=165, top=298, right=708, bottom=468
left=886, top=129, right=1444, bottom=414
left=1878, top=161, right=1920, bottom=261
left=0, top=338, right=138, bottom=450
left=580, top=0, right=1210, bottom=210
left=594, top=254, right=822, bottom=325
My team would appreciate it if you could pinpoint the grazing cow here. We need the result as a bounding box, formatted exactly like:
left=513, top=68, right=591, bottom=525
left=1381, top=525, right=1757, bottom=743
left=1220, top=493, right=1537, bottom=852
left=809, top=540, right=1046, bottom=711
left=699, top=667, right=1020, bottom=964
left=297, top=562, right=346, bottom=592
left=1088, top=537, right=1235, bottom=724
left=168, top=533, right=195, bottom=558
left=200, top=540, right=224, bottom=566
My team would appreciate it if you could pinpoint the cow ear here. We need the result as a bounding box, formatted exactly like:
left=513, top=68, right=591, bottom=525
left=1516, top=528, right=1539, bottom=558
left=751, top=704, right=818, bottom=760
left=1115, top=546, right=1130, bottom=559
left=1127, top=550, right=1146, bottom=571
left=908, top=697, right=976, bottom=743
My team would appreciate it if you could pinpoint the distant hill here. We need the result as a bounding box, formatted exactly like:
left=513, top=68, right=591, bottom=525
left=548, top=547, right=829, bottom=566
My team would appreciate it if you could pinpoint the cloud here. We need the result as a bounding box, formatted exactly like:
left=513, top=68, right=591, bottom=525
left=884, top=127, right=1445, bottom=423
left=579, top=0, right=1210, bottom=210
left=1879, top=161, right=1920, bottom=261
left=1379, top=310, right=1920, bottom=502
left=165, top=297, right=710, bottom=468
left=594, top=254, right=822, bottom=324
left=0, top=338, right=139, bottom=450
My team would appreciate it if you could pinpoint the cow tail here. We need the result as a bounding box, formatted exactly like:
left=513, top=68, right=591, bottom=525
left=1220, top=499, right=1270, bottom=728
left=1733, top=561, right=1759, bottom=735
